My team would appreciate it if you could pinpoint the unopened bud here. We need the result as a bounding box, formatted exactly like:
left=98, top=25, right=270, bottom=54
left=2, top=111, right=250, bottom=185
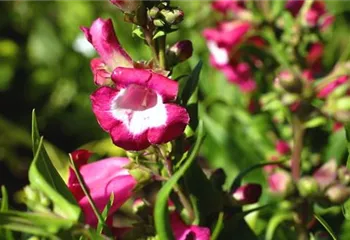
left=336, top=96, right=350, bottom=111
left=129, top=168, right=153, bottom=186
left=268, top=170, right=293, bottom=196
left=160, top=9, right=184, bottom=25
left=70, top=149, right=92, bottom=168
left=153, top=19, right=166, bottom=27
left=338, top=166, right=350, bottom=185
left=149, top=7, right=159, bottom=19
left=168, top=40, right=193, bottom=64
left=110, top=0, right=141, bottom=13
left=232, top=183, right=262, bottom=205
left=297, top=177, right=320, bottom=198
left=313, top=159, right=337, bottom=189
left=325, top=184, right=350, bottom=204
left=277, top=70, right=302, bottom=93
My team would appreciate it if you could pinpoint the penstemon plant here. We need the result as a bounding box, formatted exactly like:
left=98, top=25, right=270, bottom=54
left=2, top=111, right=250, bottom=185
left=1, top=0, right=350, bottom=240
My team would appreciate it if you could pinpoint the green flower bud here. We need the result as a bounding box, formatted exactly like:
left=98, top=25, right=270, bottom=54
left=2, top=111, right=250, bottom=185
left=148, top=7, right=159, bottom=19
left=336, top=96, right=350, bottom=111
left=277, top=70, right=302, bottom=93
left=297, top=177, right=320, bottom=198
left=153, top=19, right=165, bottom=27
left=160, top=9, right=184, bottom=25
left=325, top=184, right=350, bottom=205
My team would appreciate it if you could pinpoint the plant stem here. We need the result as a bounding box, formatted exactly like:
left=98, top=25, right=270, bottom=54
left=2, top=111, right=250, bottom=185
left=291, top=116, right=304, bottom=181
left=295, top=201, right=310, bottom=240
left=69, top=156, right=111, bottom=235
left=144, top=28, right=159, bottom=65
left=155, top=145, right=195, bottom=222
left=158, top=35, right=167, bottom=69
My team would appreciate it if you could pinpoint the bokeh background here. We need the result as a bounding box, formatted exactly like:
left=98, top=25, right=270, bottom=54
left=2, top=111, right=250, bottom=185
left=1, top=0, right=350, bottom=237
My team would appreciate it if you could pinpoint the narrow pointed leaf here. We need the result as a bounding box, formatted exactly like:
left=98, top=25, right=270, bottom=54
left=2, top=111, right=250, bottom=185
left=29, top=110, right=81, bottom=221
left=154, top=121, right=205, bottom=240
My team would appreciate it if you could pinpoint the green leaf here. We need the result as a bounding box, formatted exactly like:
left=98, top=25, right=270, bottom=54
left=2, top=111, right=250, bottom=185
left=0, top=186, right=15, bottom=240
left=270, top=0, right=286, bottom=20
left=97, top=193, right=114, bottom=234
left=184, top=160, right=222, bottom=224
left=304, top=116, right=327, bottom=129
left=0, top=211, right=74, bottom=238
left=211, top=212, right=224, bottom=240
left=179, top=61, right=203, bottom=105
left=29, top=110, right=81, bottom=221
left=314, top=214, right=337, bottom=240
left=154, top=121, right=205, bottom=240
left=342, top=123, right=350, bottom=219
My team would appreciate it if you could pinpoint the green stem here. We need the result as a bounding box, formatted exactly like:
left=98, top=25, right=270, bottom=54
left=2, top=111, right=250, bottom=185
left=144, top=28, right=159, bottom=65
left=158, top=35, right=167, bottom=69
left=69, top=156, right=110, bottom=235
left=291, top=116, right=304, bottom=181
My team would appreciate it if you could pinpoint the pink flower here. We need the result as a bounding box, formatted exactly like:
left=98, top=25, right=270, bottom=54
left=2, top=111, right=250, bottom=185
left=203, top=21, right=251, bottom=66
left=268, top=170, right=292, bottom=195
left=232, top=183, right=262, bottom=204
left=68, top=150, right=137, bottom=226
left=306, top=42, right=324, bottom=74
left=286, top=0, right=333, bottom=30
left=81, top=18, right=133, bottom=85
left=212, top=0, right=246, bottom=14
left=91, top=67, right=190, bottom=150
left=170, top=213, right=210, bottom=240
left=317, top=75, right=348, bottom=98
left=220, top=62, right=256, bottom=92
left=313, top=159, right=337, bottom=189
left=109, top=0, right=140, bottom=13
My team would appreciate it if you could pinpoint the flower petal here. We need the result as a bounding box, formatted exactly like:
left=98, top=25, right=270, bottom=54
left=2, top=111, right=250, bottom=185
left=90, top=58, right=112, bottom=86
left=111, top=67, right=178, bottom=101
left=91, top=86, right=120, bottom=131
left=81, top=18, right=132, bottom=70
left=148, top=104, right=189, bottom=144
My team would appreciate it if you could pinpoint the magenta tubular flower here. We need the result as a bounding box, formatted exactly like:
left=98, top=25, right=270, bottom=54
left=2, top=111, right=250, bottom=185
left=91, top=67, right=189, bottom=151
left=317, top=76, right=348, bottom=98
left=203, top=21, right=251, bottom=67
left=109, top=0, right=140, bottom=13
left=68, top=154, right=137, bottom=226
left=220, top=62, right=256, bottom=92
left=170, top=213, right=210, bottom=240
left=212, top=0, right=246, bottom=14
left=81, top=18, right=133, bottom=85
left=232, top=183, right=262, bottom=204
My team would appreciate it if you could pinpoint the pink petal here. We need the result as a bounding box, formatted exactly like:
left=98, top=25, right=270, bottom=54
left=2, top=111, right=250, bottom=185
left=111, top=67, right=178, bottom=102
left=268, top=170, right=291, bottom=194
left=81, top=18, right=132, bottom=70
left=276, top=140, right=291, bottom=155
left=110, top=122, right=151, bottom=150
left=91, top=86, right=120, bottom=131
left=90, top=58, right=112, bottom=86
left=147, top=104, right=189, bottom=144
left=170, top=213, right=210, bottom=240
left=317, top=76, right=348, bottom=98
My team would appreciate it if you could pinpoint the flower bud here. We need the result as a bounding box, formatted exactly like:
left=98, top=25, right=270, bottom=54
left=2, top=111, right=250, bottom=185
left=149, top=7, right=160, bottom=19
left=129, top=168, right=153, bottom=187
left=275, top=140, right=291, bottom=155
left=268, top=170, right=293, bottom=196
left=336, top=96, right=350, bottom=111
left=338, top=166, right=350, bottom=185
left=153, top=19, right=166, bottom=27
left=110, top=0, right=141, bottom=13
left=325, top=184, right=350, bottom=205
left=160, top=9, right=184, bottom=25
left=297, top=177, right=320, bottom=198
left=71, top=149, right=92, bottom=168
left=313, top=159, right=337, bottom=189
left=232, top=183, right=262, bottom=205
left=276, top=70, right=302, bottom=93
left=168, top=40, right=193, bottom=64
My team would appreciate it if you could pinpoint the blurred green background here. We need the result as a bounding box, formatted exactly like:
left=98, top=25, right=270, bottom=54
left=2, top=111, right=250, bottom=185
left=1, top=2, right=350, bottom=233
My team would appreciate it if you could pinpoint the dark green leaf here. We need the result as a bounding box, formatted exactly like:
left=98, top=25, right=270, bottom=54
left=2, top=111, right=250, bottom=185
left=30, top=110, right=81, bottom=221
left=314, top=213, right=337, bottom=240
left=184, top=160, right=222, bottom=224
left=154, top=121, right=205, bottom=240
left=179, top=61, right=203, bottom=105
